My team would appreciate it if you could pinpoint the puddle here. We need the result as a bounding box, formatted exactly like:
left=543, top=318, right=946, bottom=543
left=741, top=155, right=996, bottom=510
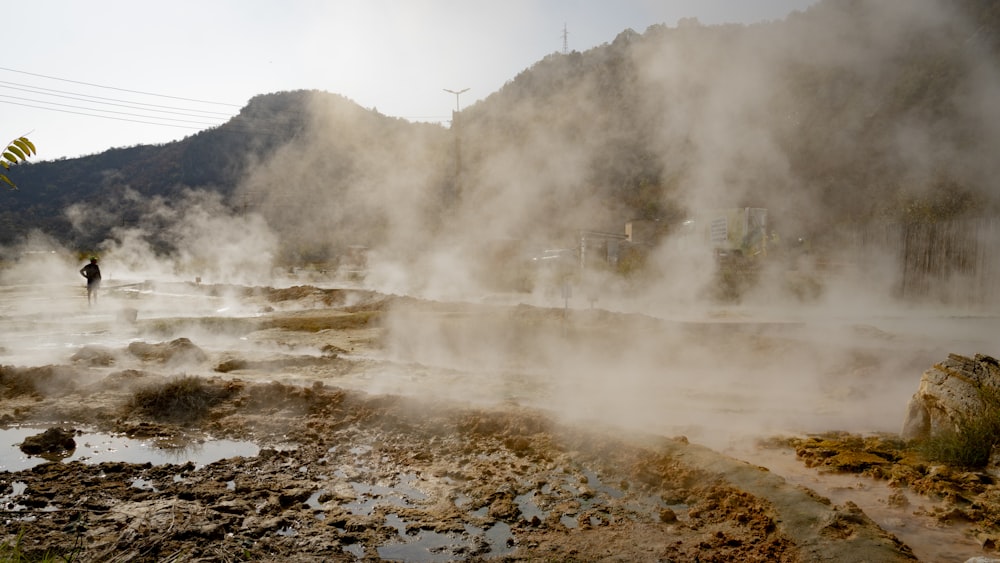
left=342, top=544, right=364, bottom=558
left=305, top=490, right=326, bottom=509
left=384, top=512, right=409, bottom=536
left=377, top=513, right=515, bottom=561
left=515, top=490, right=546, bottom=522
left=482, top=522, right=515, bottom=555
left=130, top=477, right=158, bottom=491
left=0, top=426, right=259, bottom=472
left=452, top=491, right=473, bottom=510
left=343, top=472, right=427, bottom=516
left=345, top=482, right=416, bottom=516
left=581, top=468, right=624, bottom=499
left=1, top=481, right=28, bottom=511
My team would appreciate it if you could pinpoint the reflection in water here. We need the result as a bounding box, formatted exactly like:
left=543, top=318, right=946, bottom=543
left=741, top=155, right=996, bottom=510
left=0, top=426, right=259, bottom=473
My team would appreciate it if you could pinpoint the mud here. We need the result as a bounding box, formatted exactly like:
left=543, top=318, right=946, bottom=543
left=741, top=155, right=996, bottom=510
left=0, top=281, right=992, bottom=561
left=1, top=378, right=909, bottom=562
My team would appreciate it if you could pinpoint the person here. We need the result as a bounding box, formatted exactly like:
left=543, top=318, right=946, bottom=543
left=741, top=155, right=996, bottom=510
left=80, top=257, right=102, bottom=305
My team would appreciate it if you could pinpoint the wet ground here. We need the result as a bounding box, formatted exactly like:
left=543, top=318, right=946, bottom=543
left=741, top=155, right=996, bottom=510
left=1, top=278, right=999, bottom=561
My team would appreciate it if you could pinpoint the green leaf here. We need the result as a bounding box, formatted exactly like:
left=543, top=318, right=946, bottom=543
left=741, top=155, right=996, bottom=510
left=2, top=152, right=18, bottom=164
left=12, top=138, right=35, bottom=156
left=1, top=173, right=15, bottom=189
left=0, top=161, right=9, bottom=170
left=6, top=145, right=25, bottom=160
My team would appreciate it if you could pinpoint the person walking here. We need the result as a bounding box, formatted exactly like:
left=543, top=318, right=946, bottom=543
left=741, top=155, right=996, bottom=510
left=80, top=257, right=102, bottom=305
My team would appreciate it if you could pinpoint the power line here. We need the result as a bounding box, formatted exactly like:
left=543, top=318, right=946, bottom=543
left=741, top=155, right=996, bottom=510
left=0, top=83, right=232, bottom=120
left=0, top=66, right=242, bottom=107
left=0, top=66, right=453, bottom=149
left=0, top=100, right=211, bottom=130
left=0, top=95, right=223, bottom=126
left=0, top=80, right=233, bottom=117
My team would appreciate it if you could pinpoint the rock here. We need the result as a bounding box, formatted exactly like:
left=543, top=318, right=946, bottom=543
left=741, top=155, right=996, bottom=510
left=885, top=491, right=908, bottom=508
left=20, top=427, right=77, bottom=456
left=901, top=354, right=1000, bottom=441
left=278, top=488, right=313, bottom=508
left=659, top=507, right=678, bottom=523
left=71, top=346, right=116, bottom=366
left=127, top=338, right=208, bottom=364
left=975, top=533, right=999, bottom=550
left=210, top=500, right=250, bottom=515
left=488, top=491, right=520, bottom=522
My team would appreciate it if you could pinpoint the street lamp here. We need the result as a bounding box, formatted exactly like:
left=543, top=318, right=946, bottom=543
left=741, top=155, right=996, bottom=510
left=443, top=88, right=469, bottom=112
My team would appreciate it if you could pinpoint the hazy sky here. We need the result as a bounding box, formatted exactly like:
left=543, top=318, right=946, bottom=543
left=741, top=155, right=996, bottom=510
left=5, top=1, right=816, bottom=161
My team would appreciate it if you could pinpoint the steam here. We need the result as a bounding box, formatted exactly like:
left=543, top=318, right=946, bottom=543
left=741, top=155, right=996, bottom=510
left=3, top=1, right=998, bottom=450
left=357, top=0, right=998, bottom=445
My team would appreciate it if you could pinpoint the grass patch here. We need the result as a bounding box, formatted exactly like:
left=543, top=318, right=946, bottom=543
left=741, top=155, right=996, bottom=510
left=262, top=311, right=380, bottom=332
left=129, top=376, right=237, bottom=424
left=918, top=383, right=1000, bottom=468
left=0, top=366, right=78, bottom=398
left=0, top=529, right=80, bottom=562
left=140, top=317, right=261, bottom=338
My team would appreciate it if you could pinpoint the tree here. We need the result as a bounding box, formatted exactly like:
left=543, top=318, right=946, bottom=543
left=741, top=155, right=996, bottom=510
left=1, top=136, right=37, bottom=189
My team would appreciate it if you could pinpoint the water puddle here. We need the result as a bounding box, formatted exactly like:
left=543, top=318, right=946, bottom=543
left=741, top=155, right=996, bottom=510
left=376, top=512, right=515, bottom=561
left=305, top=490, right=326, bottom=509
left=345, top=482, right=417, bottom=516
left=0, top=426, right=259, bottom=472
left=452, top=491, right=473, bottom=510
left=342, top=543, right=365, bottom=558
left=130, top=477, right=158, bottom=491
left=515, top=490, right=546, bottom=522
left=337, top=457, right=428, bottom=516
left=1, top=481, right=28, bottom=511
left=481, top=522, right=515, bottom=555
left=581, top=468, right=624, bottom=499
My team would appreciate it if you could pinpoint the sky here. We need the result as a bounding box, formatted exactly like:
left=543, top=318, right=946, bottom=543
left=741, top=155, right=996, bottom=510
left=4, top=1, right=816, bottom=162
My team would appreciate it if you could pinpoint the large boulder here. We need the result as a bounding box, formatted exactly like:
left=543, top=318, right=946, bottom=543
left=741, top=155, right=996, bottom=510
left=901, top=354, right=1000, bottom=441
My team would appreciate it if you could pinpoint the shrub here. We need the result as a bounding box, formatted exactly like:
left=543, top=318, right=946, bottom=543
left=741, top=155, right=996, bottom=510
left=129, top=376, right=236, bottom=424
left=918, top=383, right=1000, bottom=468
left=0, top=528, right=80, bottom=562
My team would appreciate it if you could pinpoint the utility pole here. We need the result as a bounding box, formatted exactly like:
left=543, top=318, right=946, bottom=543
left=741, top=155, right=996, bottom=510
left=443, top=88, right=469, bottom=112
left=562, top=23, right=569, bottom=54
left=443, top=88, right=469, bottom=205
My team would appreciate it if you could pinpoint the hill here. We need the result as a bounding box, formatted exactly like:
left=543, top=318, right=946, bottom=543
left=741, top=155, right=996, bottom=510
left=2, top=0, right=998, bottom=274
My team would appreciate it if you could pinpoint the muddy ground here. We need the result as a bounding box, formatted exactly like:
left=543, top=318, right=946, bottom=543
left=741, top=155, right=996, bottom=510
left=0, top=282, right=996, bottom=561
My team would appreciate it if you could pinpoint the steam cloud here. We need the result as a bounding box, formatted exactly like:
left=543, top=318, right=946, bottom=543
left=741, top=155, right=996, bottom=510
left=4, top=0, right=998, bottom=447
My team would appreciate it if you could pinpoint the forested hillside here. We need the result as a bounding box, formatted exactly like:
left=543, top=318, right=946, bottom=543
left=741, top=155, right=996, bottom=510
left=2, top=0, right=997, bottom=267
left=456, top=0, right=1000, bottom=244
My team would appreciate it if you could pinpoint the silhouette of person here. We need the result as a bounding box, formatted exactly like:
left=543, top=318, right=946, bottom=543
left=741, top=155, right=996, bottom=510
left=80, top=257, right=102, bottom=305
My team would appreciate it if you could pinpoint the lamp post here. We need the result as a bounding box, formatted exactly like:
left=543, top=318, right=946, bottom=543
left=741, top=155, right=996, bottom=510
left=443, top=88, right=469, bottom=205
left=443, top=88, right=469, bottom=112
